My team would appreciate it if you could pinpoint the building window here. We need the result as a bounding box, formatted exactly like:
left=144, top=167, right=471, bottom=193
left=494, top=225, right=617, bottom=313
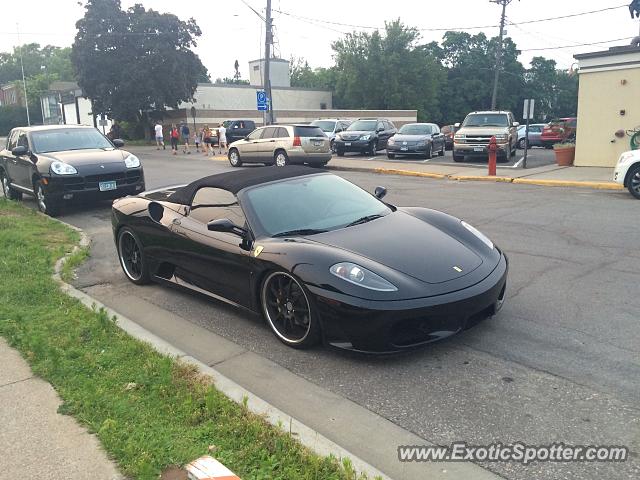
left=253, top=65, right=260, bottom=71
left=320, top=103, right=327, bottom=110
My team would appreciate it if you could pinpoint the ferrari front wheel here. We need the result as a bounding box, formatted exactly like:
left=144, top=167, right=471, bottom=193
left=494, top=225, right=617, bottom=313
left=261, top=271, right=320, bottom=348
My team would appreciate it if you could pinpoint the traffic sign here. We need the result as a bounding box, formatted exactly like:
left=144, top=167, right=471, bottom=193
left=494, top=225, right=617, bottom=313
left=256, top=90, right=268, bottom=111
left=523, top=99, right=535, bottom=120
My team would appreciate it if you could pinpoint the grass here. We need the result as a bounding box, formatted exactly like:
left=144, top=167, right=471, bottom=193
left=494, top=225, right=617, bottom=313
left=0, top=198, right=370, bottom=480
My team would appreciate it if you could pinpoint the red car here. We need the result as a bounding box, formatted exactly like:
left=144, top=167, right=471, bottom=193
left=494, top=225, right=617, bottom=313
left=541, top=117, right=577, bottom=148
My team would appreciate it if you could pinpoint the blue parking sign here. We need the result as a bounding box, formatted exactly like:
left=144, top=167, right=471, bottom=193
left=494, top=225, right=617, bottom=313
left=256, top=90, right=268, bottom=111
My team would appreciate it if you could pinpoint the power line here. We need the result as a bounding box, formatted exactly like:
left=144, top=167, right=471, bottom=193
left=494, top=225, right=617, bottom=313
left=519, top=36, right=635, bottom=51
left=510, top=4, right=628, bottom=26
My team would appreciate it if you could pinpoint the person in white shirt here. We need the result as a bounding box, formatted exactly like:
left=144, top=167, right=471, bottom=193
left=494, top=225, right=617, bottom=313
left=154, top=123, right=165, bottom=150
left=218, top=124, right=227, bottom=154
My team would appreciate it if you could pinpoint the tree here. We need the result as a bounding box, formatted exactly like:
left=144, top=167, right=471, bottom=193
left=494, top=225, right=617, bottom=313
left=0, top=44, right=73, bottom=85
left=71, top=0, right=208, bottom=130
left=289, top=57, right=336, bottom=91
left=331, top=20, right=445, bottom=121
left=524, top=57, right=577, bottom=121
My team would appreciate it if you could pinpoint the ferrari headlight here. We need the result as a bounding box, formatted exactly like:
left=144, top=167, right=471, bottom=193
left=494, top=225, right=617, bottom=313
left=461, top=221, right=494, bottom=250
left=359, top=134, right=371, bottom=141
left=330, top=262, right=397, bottom=292
left=124, top=154, right=140, bottom=168
left=50, top=161, right=78, bottom=175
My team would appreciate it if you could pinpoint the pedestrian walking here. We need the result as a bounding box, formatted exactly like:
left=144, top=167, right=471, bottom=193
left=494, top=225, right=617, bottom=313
left=218, top=123, right=227, bottom=155
left=194, top=129, right=201, bottom=153
left=170, top=124, right=180, bottom=155
left=181, top=123, right=191, bottom=154
left=154, top=122, right=165, bottom=150
left=202, top=125, right=213, bottom=156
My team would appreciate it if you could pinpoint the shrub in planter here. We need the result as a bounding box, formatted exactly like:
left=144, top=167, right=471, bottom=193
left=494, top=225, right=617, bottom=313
left=553, top=142, right=575, bottom=166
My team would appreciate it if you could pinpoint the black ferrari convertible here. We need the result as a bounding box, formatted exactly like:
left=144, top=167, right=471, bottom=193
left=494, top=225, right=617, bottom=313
left=112, top=166, right=507, bottom=353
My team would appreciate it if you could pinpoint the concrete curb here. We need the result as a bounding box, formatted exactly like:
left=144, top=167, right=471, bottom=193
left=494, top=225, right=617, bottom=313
left=50, top=218, right=391, bottom=480
left=328, top=164, right=623, bottom=191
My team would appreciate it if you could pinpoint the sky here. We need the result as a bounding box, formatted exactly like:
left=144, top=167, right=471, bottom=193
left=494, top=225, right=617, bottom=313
left=2, top=0, right=640, bottom=80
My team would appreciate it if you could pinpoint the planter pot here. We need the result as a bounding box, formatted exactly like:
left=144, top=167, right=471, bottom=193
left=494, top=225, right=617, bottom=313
left=554, top=146, right=575, bottom=166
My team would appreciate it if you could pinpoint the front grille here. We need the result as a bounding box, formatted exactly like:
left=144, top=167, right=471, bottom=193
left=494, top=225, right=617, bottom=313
left=63, top=170, right=141, bottom=192
left=464, top=135, right=493, bottom=145
left=341, top=134, right=360, bottom=141
left=390, top=316, right=461, bottom=348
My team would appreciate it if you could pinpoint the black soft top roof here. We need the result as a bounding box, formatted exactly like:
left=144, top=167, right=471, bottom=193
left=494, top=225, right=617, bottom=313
left=166, top=165, right=324, bottom=204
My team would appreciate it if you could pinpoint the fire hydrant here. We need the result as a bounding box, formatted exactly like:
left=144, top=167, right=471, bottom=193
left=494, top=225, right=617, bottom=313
left=488, top=136, right=497, bottom=176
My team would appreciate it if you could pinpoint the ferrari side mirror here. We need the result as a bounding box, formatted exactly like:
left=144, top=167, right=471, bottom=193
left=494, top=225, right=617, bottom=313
left=374, top=186, right=387, bottom=199
left=208, top=218, right=247, bottom=237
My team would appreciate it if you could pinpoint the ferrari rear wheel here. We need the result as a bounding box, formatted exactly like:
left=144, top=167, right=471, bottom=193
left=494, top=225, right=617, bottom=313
left=117, top=228, right=150, bottom=285
left=261, top=271, right=320, bottom=348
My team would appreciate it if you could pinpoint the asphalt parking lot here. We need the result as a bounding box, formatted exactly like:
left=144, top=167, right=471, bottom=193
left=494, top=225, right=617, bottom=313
left=6, top=149, right=639, bottom=479
left=337, top=145, right=555, bottom=169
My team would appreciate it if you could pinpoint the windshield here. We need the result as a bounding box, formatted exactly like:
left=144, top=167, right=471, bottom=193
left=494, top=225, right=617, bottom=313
left=310, top=120, right=336, bottom=133
left=347, top=120, right=377, bottom=132
left=462, top=114, right=509, bottom=128
left=244, top=174, right=391, bottom=236
left=31, top=128, right=114, bottom=153
left=399, top=124, right=432, bottom=135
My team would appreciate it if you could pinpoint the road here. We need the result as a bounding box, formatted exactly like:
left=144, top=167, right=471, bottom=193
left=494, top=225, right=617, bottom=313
left=10, top=148, right=640, bottom=479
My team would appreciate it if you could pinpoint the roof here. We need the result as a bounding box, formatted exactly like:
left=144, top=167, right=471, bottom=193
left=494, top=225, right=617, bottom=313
left=468, top=111, right=512, bottom=115
left=166, top=166, right=324, bottom=204
left=574, top=45, right=640, bottom=60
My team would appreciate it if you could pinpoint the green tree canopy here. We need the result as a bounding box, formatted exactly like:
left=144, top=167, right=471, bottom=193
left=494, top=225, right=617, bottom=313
left=71, top=0, right=208, bottom=123
left=0, top=44, right=73, bottom=85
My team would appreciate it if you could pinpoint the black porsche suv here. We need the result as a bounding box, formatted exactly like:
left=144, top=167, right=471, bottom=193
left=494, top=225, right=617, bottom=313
left=0, top=125, right=145, bottom=216
left=333, top=118, right=397, bottom=156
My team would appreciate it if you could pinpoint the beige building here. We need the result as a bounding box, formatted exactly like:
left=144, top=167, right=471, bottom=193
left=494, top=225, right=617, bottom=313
left=574, top=45, right=640, bottom=167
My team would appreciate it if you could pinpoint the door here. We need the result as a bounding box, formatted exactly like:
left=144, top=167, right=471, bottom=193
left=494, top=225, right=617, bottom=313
left=5, top=130, right=31, bottom=189
left=239, top=128, right=264, bottom=163
left=255, top=126, right=278, bottom=162
left=430, top=125, right=445, bottom=151
left=174, top=187, right=252, bottom=306
left=14, top=131, right=34, bottom=187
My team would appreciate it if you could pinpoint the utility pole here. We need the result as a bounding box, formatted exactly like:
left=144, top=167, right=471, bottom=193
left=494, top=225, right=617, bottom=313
left=16, top=23, right=30, bottom=126
left=490, top=0, right=512, bottom=110
left=263, top=0, right=274, bottom=125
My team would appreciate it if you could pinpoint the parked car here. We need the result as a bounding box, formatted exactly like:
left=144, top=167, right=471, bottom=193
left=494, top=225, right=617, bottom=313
left=453, top=111, right=519, bottom=162
left=440, top=124, right=458, bottom=150
left=227, top=125, right=331, bottom=167
left=540, top=117, right=577, bottom=148
left=333, top=118, right=397, bottom=156
left=112, top=166, right=507, bottom=352
left=310, top=119, right=352, bottom=152
left=222, top=120, right=257, bottom=144
left=0, top=125, right=144, bottom=216
left=516, top=123, right=546, bottom=149
left=386, top=123, right=446, bottom=159
left=613, top=149, right=640, bottom=199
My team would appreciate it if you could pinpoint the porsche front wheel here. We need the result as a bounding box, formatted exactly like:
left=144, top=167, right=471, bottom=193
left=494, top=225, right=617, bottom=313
left=117, top=228, right=150, bottom=285
left=261, top=271, right=320, bottom=348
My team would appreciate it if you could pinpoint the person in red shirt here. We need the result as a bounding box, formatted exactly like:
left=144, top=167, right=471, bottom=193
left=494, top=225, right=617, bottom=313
left=170, top=124, right=179, bottom=155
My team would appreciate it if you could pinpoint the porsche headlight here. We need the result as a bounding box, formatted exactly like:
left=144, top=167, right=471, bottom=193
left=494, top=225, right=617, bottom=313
left=359, top=134, right=371, bottom=141
left=50, top=161, right=78, bottom=175
left=461, top=221, right=494, bottom=250
left=330, top=262, right=397, bottom=292
left=124, top=154, right=140, bottom=168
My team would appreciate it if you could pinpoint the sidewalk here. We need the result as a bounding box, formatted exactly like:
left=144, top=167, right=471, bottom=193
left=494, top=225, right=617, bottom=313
left=326, top=156, right=623, bottom=190
left=0, top=338, right=122, bottom=480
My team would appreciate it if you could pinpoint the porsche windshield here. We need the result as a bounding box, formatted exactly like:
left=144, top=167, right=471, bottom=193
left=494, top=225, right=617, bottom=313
left=244, top=174, right=391, bottom=236
left=31, top=128, right=113, bottom=153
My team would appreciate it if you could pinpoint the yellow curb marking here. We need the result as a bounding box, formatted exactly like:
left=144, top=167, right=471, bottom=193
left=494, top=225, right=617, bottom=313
left=512, top=179, right=624, bottom=190
left=373, top=168, right=447, bottom=179
left=451, top=175, right=514, bottom=183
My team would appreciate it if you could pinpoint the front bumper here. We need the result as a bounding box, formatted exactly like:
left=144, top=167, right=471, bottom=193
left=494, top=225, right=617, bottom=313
left=309, top=253, right=508, bottom=354
left=454, top=143, right=509, bottom=156
left=44, top=168, right=145, bottom=202
left=387, top=143, right=428, bottom=155
left=334, top=139, right=373, bottom=152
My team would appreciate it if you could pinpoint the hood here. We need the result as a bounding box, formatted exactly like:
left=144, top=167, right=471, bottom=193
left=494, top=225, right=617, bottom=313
left=309, top=211, right=483, bottom=284
left=392, top=134, right=432, bottom=142
left=458, top=126, right=510, bottom=136
left=38, top=148, right=128, bottom=167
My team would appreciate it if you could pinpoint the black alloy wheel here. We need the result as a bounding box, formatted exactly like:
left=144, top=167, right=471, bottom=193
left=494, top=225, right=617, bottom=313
left=117, top=228, right=150, bottom=284
left=261, top=271, right=319, bottom=348
left=627, top=164, right=640, bottom=199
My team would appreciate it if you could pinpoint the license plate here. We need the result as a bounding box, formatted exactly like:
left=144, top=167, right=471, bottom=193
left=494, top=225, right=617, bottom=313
left=473, top=147, right=484, bottom=152
left=401, top=147, right=408, bottom=151
left=99, top=180, right=117, bottom=191
left=313, top=140, right=323, bottom=147
left=345, top=142, right=351, bottom=146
